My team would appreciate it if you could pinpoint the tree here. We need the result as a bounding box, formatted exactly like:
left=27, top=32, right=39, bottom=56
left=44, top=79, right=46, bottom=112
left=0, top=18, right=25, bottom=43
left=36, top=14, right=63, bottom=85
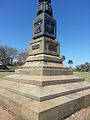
left=76, top=62, right=90, bottom=72
left=4, top=46, right=18, bottom=64
left=89, top=65, right=90, bottom=72
left=68, top=59, right=73, bottom=68
left=0, top=45, right=18, bottom=65
left=0, top=45, right=29, bottom=66
left=61, top=55, right=65, bottom=64
left=17, top=50, right=28, bottom=64
left=0, top=46, right=7, bottom=65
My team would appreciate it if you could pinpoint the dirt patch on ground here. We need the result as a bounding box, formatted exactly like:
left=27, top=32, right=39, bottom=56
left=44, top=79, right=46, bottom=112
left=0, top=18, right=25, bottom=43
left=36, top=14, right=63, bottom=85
left=0, top=105, right=90, bottom=120
left=65, top=106, right=90, bottom=120
left=0, top=106, right=15, bottom=120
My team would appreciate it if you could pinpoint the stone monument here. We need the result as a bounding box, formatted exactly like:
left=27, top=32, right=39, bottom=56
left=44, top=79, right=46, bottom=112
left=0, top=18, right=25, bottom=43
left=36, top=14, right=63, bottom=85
left=0, top=0, right=90, bottom=120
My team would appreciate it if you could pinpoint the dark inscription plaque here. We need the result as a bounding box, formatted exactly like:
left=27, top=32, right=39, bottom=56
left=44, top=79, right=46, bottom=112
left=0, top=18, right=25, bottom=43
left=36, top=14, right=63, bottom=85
left=32, top=44, right=40, bottom=50
left=48, top=44, right=57, bottom=52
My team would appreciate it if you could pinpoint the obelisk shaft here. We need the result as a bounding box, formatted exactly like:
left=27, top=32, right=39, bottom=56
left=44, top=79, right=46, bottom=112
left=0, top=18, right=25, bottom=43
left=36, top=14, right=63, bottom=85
left=39, top=0, right=51, bottom=4
left=32, top=0, right=56, bottom=39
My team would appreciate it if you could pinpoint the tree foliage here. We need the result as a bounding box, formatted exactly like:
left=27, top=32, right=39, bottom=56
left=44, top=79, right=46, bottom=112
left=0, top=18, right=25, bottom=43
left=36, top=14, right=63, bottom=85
left=17, top=50, right=28, bottom=64
left=0, top=45, right=28, bottom=67
left=0, top=46, right=7, bottom=64
left=0, top=46, right=18, bottom=64
left=76, top=62, right=90, bottom=72
left=4, top=46, right=18, bottom=59
left=68, top=59, right=73, bottom=68
left=60, top=55, right=66, bottom=64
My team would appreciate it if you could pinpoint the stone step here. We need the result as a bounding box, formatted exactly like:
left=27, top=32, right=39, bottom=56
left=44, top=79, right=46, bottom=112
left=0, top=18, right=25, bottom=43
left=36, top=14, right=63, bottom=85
left=26, top=54, right=61, bottom=63
left=22, top=60, right=67, bottom=69
left=0, top=88, right=30, bottom=118
left=0, top=80, right=89, bottom=102
left=6, top=74, right=85, bottom=86
left=0, top=87, right=89, bottom=120
left=15, top=68, right=73, bottom=76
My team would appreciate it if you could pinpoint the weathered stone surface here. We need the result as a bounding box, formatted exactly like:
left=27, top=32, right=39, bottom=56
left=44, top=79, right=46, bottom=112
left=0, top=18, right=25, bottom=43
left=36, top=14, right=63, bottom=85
left=28, top=37, right=60, bottom=56
left=6, top=74, right=85, bottom=86
left=15, top=68, right=73, bottom=76
left=26, top=54, right=61, bottom=62
left=22, top=60, right=64, bottom=68
left=0, top=87, right=89, bottom=120
left=0, top=80, right=90, bottom=102
left=15, top=58, right=73, bottom=76
left=0, top=65, right=90, bottom=120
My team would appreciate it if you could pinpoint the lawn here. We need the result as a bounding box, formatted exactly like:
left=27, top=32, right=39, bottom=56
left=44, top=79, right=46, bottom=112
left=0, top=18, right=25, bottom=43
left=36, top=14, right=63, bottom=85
left=0, top=65, right=18, bottom=80
left=0, top=72, right=14, bottom=80
left=74, top=72, right=90, bottom=82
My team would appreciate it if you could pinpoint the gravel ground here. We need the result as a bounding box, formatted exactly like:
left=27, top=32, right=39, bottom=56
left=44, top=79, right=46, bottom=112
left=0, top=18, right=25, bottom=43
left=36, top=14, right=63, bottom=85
left=65, top=106, right=90, bottom=120
left=0, top=105, right=90, bottom=120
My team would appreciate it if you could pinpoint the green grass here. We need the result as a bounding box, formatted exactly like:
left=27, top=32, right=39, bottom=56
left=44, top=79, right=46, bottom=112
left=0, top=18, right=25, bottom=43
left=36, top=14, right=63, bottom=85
left=0, top=72, right=14, bottom=80
left=74, top=72, right=90, bottom=82
left=0, top=65, right=18, bottom=80
left=16, top=116, right=24, bottom=120
left=7, top=65, right=18, bottom=71
left=87, top=118, right=90, bottom=120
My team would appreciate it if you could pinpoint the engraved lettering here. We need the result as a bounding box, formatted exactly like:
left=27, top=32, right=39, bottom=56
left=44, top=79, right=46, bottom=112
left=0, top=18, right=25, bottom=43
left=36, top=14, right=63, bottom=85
left=48, top=44, right=57, bottom=52
left=32, top=44, right=40, bottom=50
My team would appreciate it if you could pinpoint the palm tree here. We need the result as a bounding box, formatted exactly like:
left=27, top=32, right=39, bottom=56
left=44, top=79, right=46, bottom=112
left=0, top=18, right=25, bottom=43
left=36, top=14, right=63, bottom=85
left=68, top=59, right=73, bottom=68
left=61, top=55, right=65, bottom=64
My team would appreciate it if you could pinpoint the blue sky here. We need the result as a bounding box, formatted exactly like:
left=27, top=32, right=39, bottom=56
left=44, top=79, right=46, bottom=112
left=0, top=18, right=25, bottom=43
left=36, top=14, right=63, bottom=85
left=0, top=0, right=90, bottom=67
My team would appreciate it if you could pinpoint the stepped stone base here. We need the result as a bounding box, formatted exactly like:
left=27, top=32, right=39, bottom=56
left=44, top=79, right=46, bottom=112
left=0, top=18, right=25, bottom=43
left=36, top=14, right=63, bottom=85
left=15, top=58, right=73, bottom=76
left=0, top=88, right=89, bottom=120
left=0, top=53, right=90, bottom=120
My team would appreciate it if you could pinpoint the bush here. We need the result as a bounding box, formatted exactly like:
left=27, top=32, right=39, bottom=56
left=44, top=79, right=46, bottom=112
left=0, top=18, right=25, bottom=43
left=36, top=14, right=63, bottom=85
left=75, top=62, right=90, bottom=72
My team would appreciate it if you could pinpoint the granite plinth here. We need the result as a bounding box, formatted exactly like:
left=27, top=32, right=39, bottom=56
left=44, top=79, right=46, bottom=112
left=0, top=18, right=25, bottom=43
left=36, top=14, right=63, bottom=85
left=6, top=74, right=85, bottom=86
left=0, top=65, right=90, bottom=120
left=0, top=38, right=90, bottom=120
left=0, top=87, right=89, bottom=120
left=28, top=37, right=60, bottom=57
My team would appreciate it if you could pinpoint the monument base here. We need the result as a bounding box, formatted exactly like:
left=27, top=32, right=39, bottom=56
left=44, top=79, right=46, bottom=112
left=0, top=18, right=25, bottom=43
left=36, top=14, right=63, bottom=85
left=0, top=83, right=89, bottom=120
left=0, top=38, right=90, bottom=120
left=0, top=55, right=89, bottom=120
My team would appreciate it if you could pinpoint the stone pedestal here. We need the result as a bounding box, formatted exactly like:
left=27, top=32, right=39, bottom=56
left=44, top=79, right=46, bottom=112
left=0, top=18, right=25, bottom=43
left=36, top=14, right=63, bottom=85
left=28, top=37, right=60, bottom=57
left=0, top=0, right=90, bottom=119
left=0, top=37, right=89, bottom=120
